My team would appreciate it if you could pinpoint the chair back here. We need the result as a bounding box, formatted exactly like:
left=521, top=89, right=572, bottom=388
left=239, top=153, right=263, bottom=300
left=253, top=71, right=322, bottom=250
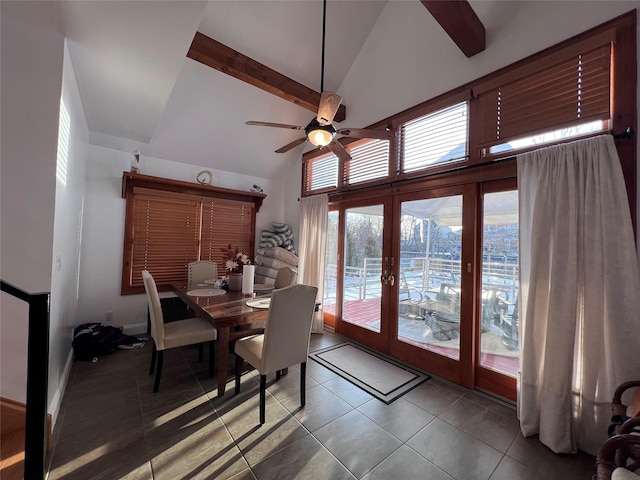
left=260, top=284, right=318, bottom=373
left=273, top=266, right=297, bottom=289
left=142, top=270, right=166, bottom=349
left=188, top=260, right=218, bottom=288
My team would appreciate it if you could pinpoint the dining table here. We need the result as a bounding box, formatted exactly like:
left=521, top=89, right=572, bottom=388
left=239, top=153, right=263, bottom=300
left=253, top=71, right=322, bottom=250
left=171, top=284, right=273, bottom=397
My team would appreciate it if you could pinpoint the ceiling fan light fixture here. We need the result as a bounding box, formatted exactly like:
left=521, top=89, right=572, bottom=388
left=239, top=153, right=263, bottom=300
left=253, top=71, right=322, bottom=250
left=305, top=120, right=336, bottom=147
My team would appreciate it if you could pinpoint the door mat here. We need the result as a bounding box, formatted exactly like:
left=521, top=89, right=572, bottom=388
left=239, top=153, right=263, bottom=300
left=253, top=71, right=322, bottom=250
left=309, top=342, right=429, bottom=404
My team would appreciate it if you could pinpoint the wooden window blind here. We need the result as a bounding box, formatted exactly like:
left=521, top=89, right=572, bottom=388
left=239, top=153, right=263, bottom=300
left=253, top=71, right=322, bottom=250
left=121, top=173, right=263, bottom=294
left=200, top=198, right=254, bottom=268
left=130, top=191, right=201, bottom=289
left=475, top=43, right=612, bottom=151
left=299, top=12, right=633, bottom=222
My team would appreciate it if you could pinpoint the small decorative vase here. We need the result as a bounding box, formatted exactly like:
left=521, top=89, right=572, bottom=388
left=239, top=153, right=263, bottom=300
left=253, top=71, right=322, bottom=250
left=228, top=273, right=243, bottom=291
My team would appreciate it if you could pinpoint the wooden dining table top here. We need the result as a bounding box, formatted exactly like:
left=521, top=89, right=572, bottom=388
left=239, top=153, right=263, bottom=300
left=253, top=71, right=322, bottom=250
left=173, top=286, right=272, bottom=327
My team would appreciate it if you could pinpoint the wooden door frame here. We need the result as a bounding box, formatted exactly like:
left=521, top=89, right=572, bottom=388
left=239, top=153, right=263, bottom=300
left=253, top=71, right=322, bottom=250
left=388, top=183, right=477, bottom=388
left=474, top=178, right=519, bottom=401
left=334, top=196, right=393, bottom=354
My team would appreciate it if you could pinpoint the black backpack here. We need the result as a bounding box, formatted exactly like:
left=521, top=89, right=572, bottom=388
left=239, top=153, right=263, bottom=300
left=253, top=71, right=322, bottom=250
left=72, top=323, right=145, bottom=361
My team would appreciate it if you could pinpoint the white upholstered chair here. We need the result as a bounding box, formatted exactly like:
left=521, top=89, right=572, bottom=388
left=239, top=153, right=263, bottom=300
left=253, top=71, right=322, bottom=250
left=233, top=284, right=318, bottom=424
left=273, top=266, right=297, bottom=289
left=187, top=260, right=218, bottom=289
left=142, top=270, right=217, bottom=392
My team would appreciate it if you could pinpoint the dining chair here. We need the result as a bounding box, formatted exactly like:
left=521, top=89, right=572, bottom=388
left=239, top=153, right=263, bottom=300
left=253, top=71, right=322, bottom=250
left=273, top=266, right=297, bottom=289
left=233, top=284, right=318, bottom=424
left=188, top=260, right=218, bottom=289
left=142, top=270, right=217, bottom=392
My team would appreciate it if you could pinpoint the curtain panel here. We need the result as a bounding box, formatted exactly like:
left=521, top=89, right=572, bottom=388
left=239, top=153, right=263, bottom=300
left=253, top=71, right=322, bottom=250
left=298, top=194, right=329, bottom=333
left=517, top=135, right=640, bottom=455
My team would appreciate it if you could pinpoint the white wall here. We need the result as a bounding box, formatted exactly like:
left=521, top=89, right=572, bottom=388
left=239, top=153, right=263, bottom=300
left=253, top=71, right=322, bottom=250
left=76, top=147, right=287, bottom=332
left=0, top=2, right=64, bottom=403
left=47, top=41, right=89, bottom=422
left=283, top=158, right=303, bottom=251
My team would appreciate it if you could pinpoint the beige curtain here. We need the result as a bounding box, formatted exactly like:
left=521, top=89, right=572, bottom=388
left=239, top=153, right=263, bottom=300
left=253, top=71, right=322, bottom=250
left=298, top=194, right=328, bottom=333
left=517, top=135, right=640, bottom=455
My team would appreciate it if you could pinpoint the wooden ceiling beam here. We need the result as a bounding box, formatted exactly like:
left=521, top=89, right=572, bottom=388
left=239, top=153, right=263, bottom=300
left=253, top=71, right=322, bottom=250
left=187, top=31, right=347, bottom=123
left=421, top=1, right=485, bottom=58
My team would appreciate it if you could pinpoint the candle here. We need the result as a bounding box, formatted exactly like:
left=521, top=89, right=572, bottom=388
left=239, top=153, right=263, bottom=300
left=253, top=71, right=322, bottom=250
left=242, top=265, right=255, bottom=297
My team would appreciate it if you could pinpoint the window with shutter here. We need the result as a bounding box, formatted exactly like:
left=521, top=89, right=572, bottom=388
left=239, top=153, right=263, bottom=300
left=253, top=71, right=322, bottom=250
left=299, top=15, right=632, bottom=203
left=343, top=138, right=390, bottom=186
left=475, top=37, right=613, bottom=156
left=200, top=198, right=254, bottom=267
left=303, top=152, right=339, bottom=194
left=400, top=101, right=468, bottom=173
left=121, top=173, right=263, bottom=294
left=130, top=191, right=201, bottom=289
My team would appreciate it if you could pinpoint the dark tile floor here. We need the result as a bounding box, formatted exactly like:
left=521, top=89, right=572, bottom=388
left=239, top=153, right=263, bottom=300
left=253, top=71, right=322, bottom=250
left=46, top=330, right=597, bottom=479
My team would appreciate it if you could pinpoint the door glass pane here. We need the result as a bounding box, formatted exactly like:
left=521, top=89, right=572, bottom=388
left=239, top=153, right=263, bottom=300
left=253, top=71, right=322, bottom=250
left=397, top=196, right=463, bottom=359
left=324, top=211, right=339, bottom=318
left=480, top=190, right=519, bottom=377
left=342, top=205, right=384, bottom=332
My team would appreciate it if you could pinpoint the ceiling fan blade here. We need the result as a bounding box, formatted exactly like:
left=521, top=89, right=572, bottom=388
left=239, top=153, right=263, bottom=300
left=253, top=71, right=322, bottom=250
left=275, top=137, right=307, bottom=153
left=317, top=92, right=342, bottom=125
left=336, top=127, right=394, bottom=141
left=327, top=139, right=352, bottom=163
left=246, top=121, right=305, bottom=130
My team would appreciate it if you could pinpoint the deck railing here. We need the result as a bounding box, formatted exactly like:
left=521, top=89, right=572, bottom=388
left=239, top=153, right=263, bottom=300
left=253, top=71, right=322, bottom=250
left=1, top=280, right=49, bottom=480
left=324, top=255, right=519, bottom=303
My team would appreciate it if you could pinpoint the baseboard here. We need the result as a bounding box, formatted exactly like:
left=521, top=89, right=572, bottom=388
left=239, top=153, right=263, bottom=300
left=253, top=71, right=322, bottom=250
left=123, top=322, right=147, bottom=336
left=48, top=349, right=74, bottom=432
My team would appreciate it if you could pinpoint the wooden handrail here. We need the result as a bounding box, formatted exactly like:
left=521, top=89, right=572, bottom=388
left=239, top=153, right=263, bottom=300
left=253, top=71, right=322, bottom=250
left=1, top=280, right=49, bottom=480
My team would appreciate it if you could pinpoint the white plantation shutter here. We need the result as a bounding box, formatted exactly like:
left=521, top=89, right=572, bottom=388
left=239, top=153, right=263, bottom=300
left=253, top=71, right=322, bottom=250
left=343, top=139, right=390, bottom=185
left=401, top=101, right=469, bottom=173
left=303, top=152, right=339, bottom=194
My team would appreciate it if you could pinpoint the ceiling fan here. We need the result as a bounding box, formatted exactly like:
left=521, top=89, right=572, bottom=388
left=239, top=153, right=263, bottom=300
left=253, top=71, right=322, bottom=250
left=245, top=0, right=393, bottom=162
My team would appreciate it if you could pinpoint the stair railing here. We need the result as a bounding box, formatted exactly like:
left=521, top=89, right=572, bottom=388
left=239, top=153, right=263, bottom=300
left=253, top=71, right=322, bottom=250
left=1, top=280, right=49, bottom=480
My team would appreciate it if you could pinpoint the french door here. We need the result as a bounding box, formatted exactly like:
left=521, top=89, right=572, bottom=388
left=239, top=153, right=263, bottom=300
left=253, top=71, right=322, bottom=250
left=327, top=171, right=519, bottom=400
left=333, top=197, right=392, bottom=353
left=389, top=184, right=474, bottom=387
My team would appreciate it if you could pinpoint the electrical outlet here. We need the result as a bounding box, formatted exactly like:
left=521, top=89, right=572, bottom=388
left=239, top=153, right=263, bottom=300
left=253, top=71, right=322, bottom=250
left=105, top=311, right=113, bottom=323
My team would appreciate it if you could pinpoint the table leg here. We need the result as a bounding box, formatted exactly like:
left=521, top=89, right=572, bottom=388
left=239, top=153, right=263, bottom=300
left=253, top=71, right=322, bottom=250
left=217, top=327, right=230, bottom=397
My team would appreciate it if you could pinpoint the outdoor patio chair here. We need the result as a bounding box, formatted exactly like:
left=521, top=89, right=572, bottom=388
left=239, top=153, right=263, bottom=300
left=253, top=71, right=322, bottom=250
left=496, top=293, right=518, bottom=350
left=433, top=283, right=461, bottom=340
left=398, top=272, right=429, bottom=319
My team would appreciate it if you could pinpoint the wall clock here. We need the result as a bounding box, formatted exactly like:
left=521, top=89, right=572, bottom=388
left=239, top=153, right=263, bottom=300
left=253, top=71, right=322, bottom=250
left=196, top=170, right=213, bottom=185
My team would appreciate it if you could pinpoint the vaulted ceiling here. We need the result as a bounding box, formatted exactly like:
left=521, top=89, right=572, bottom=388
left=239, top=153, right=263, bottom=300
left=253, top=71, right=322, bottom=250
left=56, top=1, right=491, bottom=180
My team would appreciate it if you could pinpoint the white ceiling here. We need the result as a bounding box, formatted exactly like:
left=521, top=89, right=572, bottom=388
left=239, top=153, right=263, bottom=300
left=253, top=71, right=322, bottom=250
left=55, top=0, right=553, bottom=181
left=10, top=1, right=635, bottom=181
left=58, top=0, right=390, bottom=179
